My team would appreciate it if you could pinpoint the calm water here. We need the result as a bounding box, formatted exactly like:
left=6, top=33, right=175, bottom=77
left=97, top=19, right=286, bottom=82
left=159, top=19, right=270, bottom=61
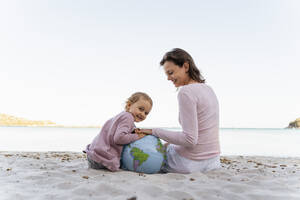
left=0, top=127, right=299, bottom=157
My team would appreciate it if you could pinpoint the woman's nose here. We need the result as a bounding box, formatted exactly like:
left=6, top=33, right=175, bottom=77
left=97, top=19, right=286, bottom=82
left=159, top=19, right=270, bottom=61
left=167, top=75, right=171, bottom=80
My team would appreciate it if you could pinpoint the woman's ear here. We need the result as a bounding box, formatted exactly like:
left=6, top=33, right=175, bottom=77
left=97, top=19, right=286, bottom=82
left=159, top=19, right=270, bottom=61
left=183, top=62, right=189, bottom=73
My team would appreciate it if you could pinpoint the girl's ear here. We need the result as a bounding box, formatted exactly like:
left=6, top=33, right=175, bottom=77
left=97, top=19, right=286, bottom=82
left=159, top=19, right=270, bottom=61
left=183, top=62, right=189, bottom=73
left=126, top=103, right=131, bottom=111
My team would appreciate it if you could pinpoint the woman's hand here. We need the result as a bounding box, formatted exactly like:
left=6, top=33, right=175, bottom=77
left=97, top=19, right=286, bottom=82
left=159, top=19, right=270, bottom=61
left=164, top=142, right=170, bottom=150
left=138, top=129, right=153, bottom=135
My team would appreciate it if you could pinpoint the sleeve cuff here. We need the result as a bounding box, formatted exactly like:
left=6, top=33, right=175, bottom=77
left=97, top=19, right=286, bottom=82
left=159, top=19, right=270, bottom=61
left=152, top=128, right=160, bottom=137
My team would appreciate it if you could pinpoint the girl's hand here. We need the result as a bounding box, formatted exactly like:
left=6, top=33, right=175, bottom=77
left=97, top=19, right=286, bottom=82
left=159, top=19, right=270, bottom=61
left=134, top=128, right=141, bottom=134
left=139, top=129, right=152, bottom=135
left=137, top=133, right=146, bottom=139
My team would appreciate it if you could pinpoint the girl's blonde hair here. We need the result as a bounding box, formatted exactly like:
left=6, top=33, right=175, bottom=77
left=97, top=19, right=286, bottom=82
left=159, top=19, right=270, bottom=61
left=125, top=92, right=153, bottom=111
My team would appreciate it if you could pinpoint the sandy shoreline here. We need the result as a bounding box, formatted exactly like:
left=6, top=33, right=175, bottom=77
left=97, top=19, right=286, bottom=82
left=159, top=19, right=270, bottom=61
left=1, top=152, right=300, bottom=200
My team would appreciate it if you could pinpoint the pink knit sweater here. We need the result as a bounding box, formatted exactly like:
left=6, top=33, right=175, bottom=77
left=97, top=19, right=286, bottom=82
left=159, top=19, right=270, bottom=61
left=153, top=83, right=220, bottom=160
left=85, top=111, right=139, bottom=171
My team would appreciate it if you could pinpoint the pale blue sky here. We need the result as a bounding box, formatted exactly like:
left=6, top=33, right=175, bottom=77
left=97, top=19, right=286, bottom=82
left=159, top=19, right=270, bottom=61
left=0, top=0, right=299, bottom=128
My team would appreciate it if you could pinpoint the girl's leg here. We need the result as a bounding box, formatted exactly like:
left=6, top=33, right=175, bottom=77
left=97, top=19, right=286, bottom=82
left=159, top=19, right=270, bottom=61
left=87, top=156, right=105, bottom=170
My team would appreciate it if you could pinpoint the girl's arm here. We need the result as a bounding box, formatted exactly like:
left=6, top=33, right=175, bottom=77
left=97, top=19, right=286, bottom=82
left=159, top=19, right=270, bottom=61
left=113, top=115, right=141, bottom=145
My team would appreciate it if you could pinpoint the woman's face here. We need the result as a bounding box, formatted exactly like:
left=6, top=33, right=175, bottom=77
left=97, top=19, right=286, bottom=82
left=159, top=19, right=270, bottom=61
left=163, top=61, right=190, bottom=87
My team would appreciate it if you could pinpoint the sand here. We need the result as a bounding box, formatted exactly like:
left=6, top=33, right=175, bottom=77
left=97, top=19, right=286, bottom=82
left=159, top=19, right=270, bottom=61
left=1, top=152, right=300, bottom=200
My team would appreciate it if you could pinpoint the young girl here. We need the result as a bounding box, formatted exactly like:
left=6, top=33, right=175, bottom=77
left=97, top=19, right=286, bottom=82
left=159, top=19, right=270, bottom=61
left=84, top=92, right=153, bottom=172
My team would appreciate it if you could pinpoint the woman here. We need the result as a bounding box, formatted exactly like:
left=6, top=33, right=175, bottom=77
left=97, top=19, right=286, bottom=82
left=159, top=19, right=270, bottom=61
left=139, top=48, right=221, bottom=173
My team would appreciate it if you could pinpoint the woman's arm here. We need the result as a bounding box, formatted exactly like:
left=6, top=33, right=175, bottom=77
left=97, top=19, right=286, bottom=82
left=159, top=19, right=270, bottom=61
left=141, top=90, right=199, bottom=147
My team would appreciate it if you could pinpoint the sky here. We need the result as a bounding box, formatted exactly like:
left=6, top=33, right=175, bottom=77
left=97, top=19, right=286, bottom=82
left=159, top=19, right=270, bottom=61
left=0, top=0, right=299, bottom=128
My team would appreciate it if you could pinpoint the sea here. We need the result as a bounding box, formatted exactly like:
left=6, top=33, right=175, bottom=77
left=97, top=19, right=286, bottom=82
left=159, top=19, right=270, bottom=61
left=0, top=127, right=299, bottom=157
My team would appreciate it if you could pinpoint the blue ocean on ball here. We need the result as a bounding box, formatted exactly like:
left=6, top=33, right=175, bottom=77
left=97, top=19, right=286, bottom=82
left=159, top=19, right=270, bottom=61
left=121, top=135, right=166, bottom=174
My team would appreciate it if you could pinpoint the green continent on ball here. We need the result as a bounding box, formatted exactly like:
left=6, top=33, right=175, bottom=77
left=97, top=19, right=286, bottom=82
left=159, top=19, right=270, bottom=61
left=156, top=138, right=167, bottom=160
left=130, top=147, right=149, bottom=166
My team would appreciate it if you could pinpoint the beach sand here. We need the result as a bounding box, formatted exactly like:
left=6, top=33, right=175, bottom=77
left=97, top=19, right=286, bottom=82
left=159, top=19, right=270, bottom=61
left=1, top=152, right=300, bottom=200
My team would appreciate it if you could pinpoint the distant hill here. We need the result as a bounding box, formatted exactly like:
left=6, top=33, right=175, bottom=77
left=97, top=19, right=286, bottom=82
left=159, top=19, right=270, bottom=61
left=287, top=118, right=300, bottom=128
left=0, top=113, right=101, bottom=128
left=0, top=113, right=56, bottom=127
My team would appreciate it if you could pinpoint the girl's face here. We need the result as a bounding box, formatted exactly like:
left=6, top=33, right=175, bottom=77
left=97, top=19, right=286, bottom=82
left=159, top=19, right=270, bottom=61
left=127, top=98, right=152, bottom=122
left=163, top=61, right=190, bottom=87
